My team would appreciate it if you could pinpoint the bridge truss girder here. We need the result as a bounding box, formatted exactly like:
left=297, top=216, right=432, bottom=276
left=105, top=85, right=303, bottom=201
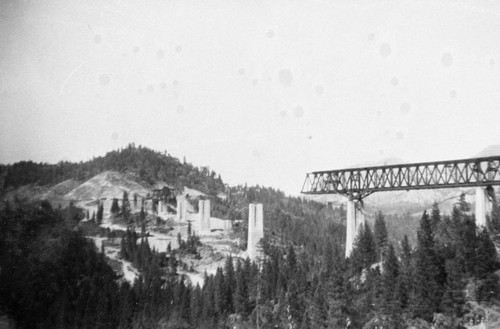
left=302, top=156, right=500, bottom=200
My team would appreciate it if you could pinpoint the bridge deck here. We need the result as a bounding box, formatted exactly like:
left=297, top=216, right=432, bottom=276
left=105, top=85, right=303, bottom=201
left=301, top=156, right=500, bottom=198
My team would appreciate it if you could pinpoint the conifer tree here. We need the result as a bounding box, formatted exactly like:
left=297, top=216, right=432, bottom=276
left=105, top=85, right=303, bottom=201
left=213, top=267, right=226, bottom=316
left=96, top=203, right=104, bottom=224
left=374, top=211, right=388, bottom=261
left=110, top=198, right=120, bottom=217
left=440, top=258, right=464, bottom=316
left=350, top=223, right=377, bottom=274
left=223, top=255, right=235, bottom=313
left=457, top=192, right=470, bottom=213
left=475, top=227, right=500, bottom=279
left=190, top=284, right=203, bottom=327
left=121, top=191, right=131, bottom=222
left=410, top=211, right=442, bottom=321
left=431, top=201, right=441, bottom=234
left=233, top=259, right=249, bottom=316
left=327, top=256, right=348, bottom=328
left=310, top=281, right=328, bottom=328
left=456, top=213, right=478, bottom=277
left=381, top=244, right=399, bottom=315
left=395, top=235, right=412, bottom=311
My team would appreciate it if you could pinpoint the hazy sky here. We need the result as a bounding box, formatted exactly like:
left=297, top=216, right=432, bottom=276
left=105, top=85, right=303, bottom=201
left=1, top=0, right=500, bottom=194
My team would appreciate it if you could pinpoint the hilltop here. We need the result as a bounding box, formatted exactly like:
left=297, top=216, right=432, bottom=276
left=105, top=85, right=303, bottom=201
left=0, top=144, right=225, bottom=200
left=0, top=144, right=340, bottom=287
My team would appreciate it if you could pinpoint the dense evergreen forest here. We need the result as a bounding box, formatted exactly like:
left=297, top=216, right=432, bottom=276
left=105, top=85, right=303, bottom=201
left=1, top=146, right=500, bottom=328
left=2, top=195, right=500, bottom=328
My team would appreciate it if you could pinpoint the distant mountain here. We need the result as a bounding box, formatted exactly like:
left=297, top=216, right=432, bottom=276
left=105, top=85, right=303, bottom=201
left=349, top=156, right=406, bottom=168
left=475, top=145, right=500, bottom=158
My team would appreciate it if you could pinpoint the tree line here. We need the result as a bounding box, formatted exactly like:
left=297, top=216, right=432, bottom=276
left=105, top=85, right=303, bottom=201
left=0, top=144, right=225, bottom=196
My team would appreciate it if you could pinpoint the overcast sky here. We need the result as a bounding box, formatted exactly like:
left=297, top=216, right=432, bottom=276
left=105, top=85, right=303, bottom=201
left=1, top=0, right=500, bottom=194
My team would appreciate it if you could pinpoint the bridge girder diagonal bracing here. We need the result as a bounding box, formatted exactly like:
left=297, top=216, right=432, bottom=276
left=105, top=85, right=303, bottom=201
left=301, top=156, right=500, bottom=257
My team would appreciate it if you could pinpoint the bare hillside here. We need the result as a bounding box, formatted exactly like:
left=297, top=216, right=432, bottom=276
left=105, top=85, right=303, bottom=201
left=65, top=171, right=150, bottom=200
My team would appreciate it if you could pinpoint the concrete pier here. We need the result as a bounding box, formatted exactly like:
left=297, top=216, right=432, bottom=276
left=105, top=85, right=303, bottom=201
left=176, top=200, right=187, bottom=221
left=247, top=203, right=264, bottom=260
left=198, top=199, right=211, bottom=233
left=345, top=198, right=365, bottom=258
left=476, top=187, right=487, bottom=227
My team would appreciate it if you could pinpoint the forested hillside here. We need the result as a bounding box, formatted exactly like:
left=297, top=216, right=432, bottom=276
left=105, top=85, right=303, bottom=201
left=2, top=194, right=499, bottom=328
left=1, top=145, right=500, bottom=328
left=0, top=144, right=225, bottom=196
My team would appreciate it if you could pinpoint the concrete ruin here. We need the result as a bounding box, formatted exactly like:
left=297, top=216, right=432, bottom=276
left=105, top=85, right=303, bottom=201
left=345, top=198, right=365, bottom=258
left=247, top=203, right=264, bottom=260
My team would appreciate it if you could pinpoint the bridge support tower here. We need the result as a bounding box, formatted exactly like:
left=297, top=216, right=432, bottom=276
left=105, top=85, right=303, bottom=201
left=345, top=198, right=365, bottom=258
left=198, top=199, right=211, bottom=233
left=476, top=186, right=495, bottom=227
left=248, top=203, right=264, bottom=260
left=177, top=200, right=187, bottom=221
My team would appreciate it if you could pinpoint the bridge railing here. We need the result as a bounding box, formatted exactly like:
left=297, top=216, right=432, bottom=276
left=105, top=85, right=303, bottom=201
left=301, top=156, right=500, bottom=196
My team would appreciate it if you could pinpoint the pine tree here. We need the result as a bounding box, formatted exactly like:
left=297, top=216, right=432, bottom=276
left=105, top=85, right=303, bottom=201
left=122, top=191, right=131, bottom=222
left=310, top=281, right=328, bottom=328
left=286, top=245, right=297, bottom=278
left=457, top=192, right=470, bottom=213
left=381, top=244, right=399, bottom=315
left=110, top=198, right=120, bottom=217
left=431, top=201, right=441, bottom=234
left=96, top=203, right=104, bottom=224
left=223, top=255, right=235, bottom=313
left=327, top=256, right=348, bottom=329
left=190, top=284, right=203, bottom=327
left=213, top=267, right=226, bottom=316
left=374, top=211, right=388, bottom=262
left=475, top=227, right=500, bottom=279
left=456, top=213, right=478, bottom=277
left=350, top=223, right=377, bottom=274
left=233, top=259, right=248, bottom=316
left=440, top=258, right=464, bottom=316
left=394, top=235, right=412, bottom=312
left=321, top=239, right=335, bottom=280
left=410, top=211, right=442, bottom=321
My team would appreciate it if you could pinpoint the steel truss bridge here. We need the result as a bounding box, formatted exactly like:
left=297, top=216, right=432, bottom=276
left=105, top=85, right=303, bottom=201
left=301, top=156, right=500, bottom=200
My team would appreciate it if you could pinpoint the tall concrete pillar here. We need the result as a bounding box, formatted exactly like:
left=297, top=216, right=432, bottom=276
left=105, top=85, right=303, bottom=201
left=248, top=203, right=264, bottom=260
left=182, top=201, right=188, bottom=220
left=223, top=220, right=233, bottom=232
left=345, top=199, right=365, bottom=258
left=204, top=199, right=211, bottom=225
left=355, top=204, right=365, bottom=230
left=345, top=199, right=356, bottom=258
left=476, top=187, right=487, bottom=227
left=198, top=200, right=211, bottom=233
left=159, top=200, right=163, bottom=213
left=256, top=203, right=263, bottom=231
left=177, top=200, right=187, bottom=221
